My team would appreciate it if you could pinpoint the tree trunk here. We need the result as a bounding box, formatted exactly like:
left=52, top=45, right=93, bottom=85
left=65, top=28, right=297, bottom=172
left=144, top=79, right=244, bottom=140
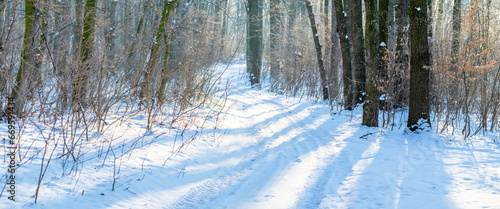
left=395, top=0, right=408, bottom=107
left=220, top=0, right=228, bottom=56
left=348, top=0, right=366, bottom=104
left=270, top=0, right=280, bottom=89
left=334, top=0, right=354, bottom=110
left=247, top=0, right=262, bottom=86
left=329, top=0, right=340, bottom=100
left=0, top=0, right=8, bottom=96
left=451, top=0, right=461, bottom=66
left=157, top=0, right=180, bottom=103
left=105, top=0, right=117, bottom=66
left=72, top=0, right=96, bottom=109
left=363, top=0, right=379, bottom=127
left=14, top=0, right=42, bottom=116
left=407, top=0, right=431, bottom=130
left=305, top=0, right=328, bottom=100
left=323, top=0, right=329, bottom=70
left=378, top=0, right=389, bottom=82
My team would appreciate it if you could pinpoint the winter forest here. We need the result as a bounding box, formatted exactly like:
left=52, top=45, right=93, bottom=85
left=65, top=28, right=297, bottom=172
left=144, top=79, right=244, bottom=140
left=0, top=0, right=499, bottom=208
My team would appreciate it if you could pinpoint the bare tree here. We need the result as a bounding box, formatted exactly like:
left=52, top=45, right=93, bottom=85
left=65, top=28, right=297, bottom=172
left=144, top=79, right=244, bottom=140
left=334, top=0, right=354, bottom=110
left=305, top=0, right=328, bottom=100
left=247, top=0, right=263, bottom=86
left=408, top=0, right=431, bottom=130
left=363, top=0, right=379, bottom=127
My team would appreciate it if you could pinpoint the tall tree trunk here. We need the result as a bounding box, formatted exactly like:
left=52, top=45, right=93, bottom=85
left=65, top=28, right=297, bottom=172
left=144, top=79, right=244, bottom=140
left=73, top=0, right=96, bottom=109
left=0, top=0, right=9, bottom=97
left=305, top=0, right=328, bottom=100
left=220, top=0, right=228, bottom=56
left=334, top=0, right=354, bottom=110
left=14, top=0, right=42, bottom=116
left=105, top=0, right=117, bottom=67
left=348, top=0, right=366, bottom=104
left=395, top=0, right=408, bottom=107
left=323, top=0, right=329, bottom=70
left=379, top=0, right=389, bottom=83
left=329, top=0, right=340, bottom=100
left=451, top=0, right=461, bottom=66
left=447, top=0, right=461, bottom=118
left=247, top=0, right=262, bottom=86
left=157, top=0, right=180, bottom=103
left=363, top=0, right=379, bottom=127
left=270, top=0, right=280, bottom=89
left=323, top=0, right=329, bottom=38
left=408, top=0, right=431, bottom=130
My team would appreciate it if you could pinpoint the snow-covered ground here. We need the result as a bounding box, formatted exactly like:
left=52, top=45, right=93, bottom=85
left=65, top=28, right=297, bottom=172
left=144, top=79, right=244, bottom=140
left=1, top=60, right=500, bottom=208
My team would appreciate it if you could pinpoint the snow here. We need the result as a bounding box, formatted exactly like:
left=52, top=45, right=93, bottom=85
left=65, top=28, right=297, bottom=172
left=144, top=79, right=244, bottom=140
left=1, top=60, right=499, bottom=208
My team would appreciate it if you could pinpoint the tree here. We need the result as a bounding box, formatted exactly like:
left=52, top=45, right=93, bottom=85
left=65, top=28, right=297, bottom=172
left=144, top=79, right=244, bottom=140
left=270, top=0, right=281, bottom=89
left=220, top=0, right=229, bottom=55
left=395, top=0, right=408, bottom=108
left=378, top=0, right=389, bottom=81
left=347, top=0, right=366, bottom=104
left=13, top=0, right=43, bottom=116
left=362, top=0, right=379, bottom=127
left=329, top=0, right=340, bottom=100
left=247, top=0, right=263, bottom=86
left=451, top=0, right=461, bottom=73
left=157, top=0, right=180, bottom=103
left=333, top=0, right=354, bottom=110
left=305, top=0, right=328, bottom=100
left=72, top=0, right=96, bottom=109
left=0, top=0, right=6, bottom=98
left=407, top=0, right=431, bottom=130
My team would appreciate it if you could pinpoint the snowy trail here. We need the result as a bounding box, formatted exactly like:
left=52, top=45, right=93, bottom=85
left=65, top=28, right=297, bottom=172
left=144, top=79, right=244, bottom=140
left=162, top=60, right=500, bottom=209
left=161, top=61, right=372, bottom=208
left=159, top=60, right=500, bottom=209
left=2, top=60, right=500, bottom=209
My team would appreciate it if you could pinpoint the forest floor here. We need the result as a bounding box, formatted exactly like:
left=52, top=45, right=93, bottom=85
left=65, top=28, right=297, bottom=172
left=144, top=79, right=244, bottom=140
left=1, top=59, right=500, bottom=208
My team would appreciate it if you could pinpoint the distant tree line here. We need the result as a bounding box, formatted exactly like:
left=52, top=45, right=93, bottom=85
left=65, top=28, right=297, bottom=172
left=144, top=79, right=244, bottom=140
left=245, top=0, right=499, bottom=134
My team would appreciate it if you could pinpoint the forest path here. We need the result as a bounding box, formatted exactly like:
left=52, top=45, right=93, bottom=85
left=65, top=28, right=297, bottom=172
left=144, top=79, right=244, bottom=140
left=163, top=60, right=500, bottom=209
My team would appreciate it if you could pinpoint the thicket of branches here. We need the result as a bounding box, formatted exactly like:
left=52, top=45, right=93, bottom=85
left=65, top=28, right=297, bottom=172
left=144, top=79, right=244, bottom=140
left=0, top=0, right=240, bottom=202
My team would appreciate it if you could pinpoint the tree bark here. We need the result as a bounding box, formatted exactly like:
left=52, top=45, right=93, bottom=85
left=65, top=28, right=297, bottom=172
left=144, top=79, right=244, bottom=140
left=270, top=0, right=280, bottom=89
left=72, top=0, right=96, bottom=109
left=348, top=0, right=366, bottom=104
left=362, top=0, right=379, bottom=127
left=157, top=0, right=180, bottom=103
left=14, top=0, right=42, bottom=116
left=395, top=0, right=408, bottom=107
left=305, top=0, right=328, bottom=100
left=0, top=0, right=8, bottom=96
left=334, top=0, right=354, bottom=110
left=378, top=0, right=389, bottom=82
left=451, top=0, right=461, bottom=66
left=329, top=0, right=340, bottom=100
left=407, top=0, right=431, bottom=130
left=247, top=0, right=262, bottom=86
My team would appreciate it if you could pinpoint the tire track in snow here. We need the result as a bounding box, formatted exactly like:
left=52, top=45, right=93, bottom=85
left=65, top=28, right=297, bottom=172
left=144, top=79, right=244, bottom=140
left=169, top=92, right=311, bottom=208
left=168, top=61, right=369, bottom=208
